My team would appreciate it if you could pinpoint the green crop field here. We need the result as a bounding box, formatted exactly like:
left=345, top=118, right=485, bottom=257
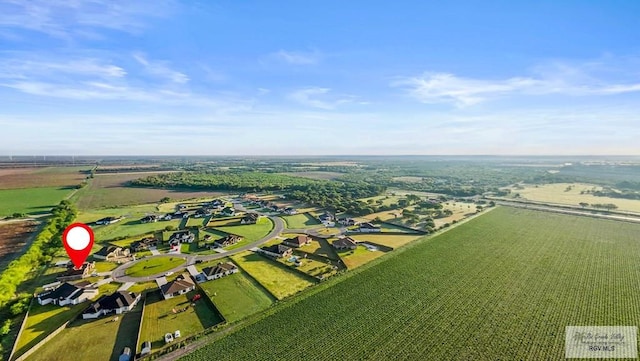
left=199, top=271, right=274, bottom=323
left=0, top=187, right=73, bottom=216
left=182, top=207, right=640, bottom=360
left=214, top=217, right=274, bottom=242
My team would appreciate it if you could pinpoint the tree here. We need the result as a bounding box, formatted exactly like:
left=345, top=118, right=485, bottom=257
left=579, top=202, right=589, bottom=208
left=160, top=197, right=171, bottom=203
left=165, top=225, right=177, bottom=231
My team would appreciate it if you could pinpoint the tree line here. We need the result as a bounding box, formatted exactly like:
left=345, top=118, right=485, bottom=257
left=0, top=201, right=77, bottom=358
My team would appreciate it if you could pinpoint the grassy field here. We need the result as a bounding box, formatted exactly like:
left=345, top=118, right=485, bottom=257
left=75, top=205, right=183, bottom=241
left=13, top=303, right=85, bottom=358
left=281, top=213, right=321, bottom=229
left=214, top=217, right=274, bottom=242
left=349, top=234, right=421, bottom=249
left=183, top=207, right=640, bottom=360
left=279, top=255, right=337, bottom=278
left=511, top=182, right=640, bottom=213
left=125, top=257, right=184, bottom=277
left=199, top=272, right=274, bottom=323
left=0, top=166, right=90, bottom=190
left=207, top=217, right=243, bottom=227
left=139, top=290, right=223, bottom=351
left=72, top=173, right=220, bottom=210
left=298, top=238, right=339, bottom=260
left=0, top=187, right=73, bottom=216
left=230, top=251, right=315, bottom=300
left=336, top=244, right=387, bottom=269
left=26, top=301, right=142, bottom=361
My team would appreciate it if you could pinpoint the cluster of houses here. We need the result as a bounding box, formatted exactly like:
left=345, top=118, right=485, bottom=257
left=244, top=196, right=297, bottom=215
left=95, top=217, right=123, bottom=225
left=138, top=199, right=236, bottom=224
left=93, top=246, right=132, bottom=263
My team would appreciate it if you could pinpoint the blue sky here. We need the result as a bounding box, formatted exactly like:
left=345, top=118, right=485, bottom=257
left=0, top=0, right=639, bottom=155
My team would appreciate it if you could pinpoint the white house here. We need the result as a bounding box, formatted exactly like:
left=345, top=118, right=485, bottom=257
left=202, top=262, right=239, bottom=281
left=82, top=291, right=140, bottom=319
left=37, top=282, right=98, bottom=306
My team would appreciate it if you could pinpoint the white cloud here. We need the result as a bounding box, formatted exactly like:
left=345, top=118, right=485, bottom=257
left=0, top=0, right=174, bottom=39
left=133, top=53, right=189, bottom=84
left=270, top=50, right=321, bottom=65
left=0, top=57, right=126, bottom=79
left=395, top=61, right=640, bottom=106
left=288, top=87, right=355, bottom=109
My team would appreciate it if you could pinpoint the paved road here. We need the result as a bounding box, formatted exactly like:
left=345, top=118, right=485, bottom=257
left=111, top=216, right=285, bottom=283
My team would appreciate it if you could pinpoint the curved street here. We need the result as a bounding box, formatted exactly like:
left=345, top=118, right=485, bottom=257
left=111, top=216, right=285, bottom=283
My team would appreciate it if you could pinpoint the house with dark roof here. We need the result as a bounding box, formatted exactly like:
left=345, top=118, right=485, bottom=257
left=213, top=235, right=242, bottom=248
left=220, top=207, right=235, bottom=217
left=95, top=217, right=122, bottom=225
left=57, top=262, right=95, bottom=282
left=259, top=244, right=293, bottom=259
left=160, top=273, right=195, bottom=300
left=332, top=237, right=358, bottom=250
left=282, top=235, right=312, bottom=248
left=131, top=237, right=159, bottom=252
left=194, top=208, right=211, bottom=218
left=93, top=246, right=131, bottom=261
left=283, top=207, right=297, bottom=215
left=37, top=282, right=98, bottom=306
left=81, top=291, right=140, bottom=319
left=338, top=218, right=358, bottom=226
left=168, top=231, right=195, bottom=245
left=357, top=222, right=381, bottom=233
left=202, top=262, right=239, bottom=281
left=140, top=215, right=158, bottom=223
left=240, top=213, right=259, bottom=225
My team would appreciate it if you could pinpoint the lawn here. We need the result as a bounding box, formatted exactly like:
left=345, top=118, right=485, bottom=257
left=125, top=256, right=185, bottom=277
left=184, top=207, right=640, bottom=360
left=72, top=173, right=221, bottom=210
left=199, top=272, right=274, bottom=323
left=26, top=301, right=143, bottom=361
left=349, top=234, right=421, bottom=249
left=281, top=213, right=321, bottom=229
left=139, top=290, right=223, bottom=351
left=207, top=217, right=243, bottom=227
left=298, top=238, right=340, bottom=260
left=186, top=217, right=206, bottom=228
left=0, top=187, right=74, bottom=216
left=214, top=217, right=274, bottom=242
left=336, top=245, right=387, bottom=269
left=93, top=261, right=120, bottom=273
left=230, top=251, right=315, bottom=300
left=278, top=255, right=338, bottom=279
left=13, top=303, right=85, bottom=358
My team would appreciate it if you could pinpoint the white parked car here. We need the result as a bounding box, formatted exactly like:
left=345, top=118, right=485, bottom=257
left=164, top=333, right=174, bottom=343
left=165, top=271, right=174, bottom=277
left=174, top=330, right=181, bottom=338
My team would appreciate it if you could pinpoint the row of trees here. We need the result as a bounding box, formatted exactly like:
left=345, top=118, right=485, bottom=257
left=131, top=171, right=319, bottom=191
left=0, top=201, right=77, bottom=357
left=287, top=182, right=386, bottom=216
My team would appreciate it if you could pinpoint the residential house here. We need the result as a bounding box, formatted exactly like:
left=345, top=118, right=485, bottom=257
left=259, top=244, right=293, bottom=259
left=358, top=222, right=382, bottom=233
left=319, top=212, right=335, bottom=226
left=57, top=262, right=95, bottom=282
left=93, top=246, right=131, bottom=261
left=194, top=208, right=211, bottom=218
left=168, top=231, right=196, bottom=245
left=37, top=282, right=98, bottom=306
left=81, top=291, right=140, bottom=319
left=283, top=235, right=312, bottom=248
left=240, top=213, right=259, bottom=224
left=210, top=199, right=225, bottom=208
left=140, top=215, right=158, bottom=223
left=220, top=207, right=235, bottom=217
left=338, top=218, right=358, bottom=226
left=283, top=207, right=297, bottom=215
left=95, top=217, right=122, bottom=225
left=160, top=273, right=195, bottom=300
left=213, top=235, right=242, bottom=248
left=332, top=237, right=358, bottom=250
left=202, top=262, right=239, bottom=281
left=130, top=238, right=158, bottom=252
left=163, top=212, right=188, bottom=221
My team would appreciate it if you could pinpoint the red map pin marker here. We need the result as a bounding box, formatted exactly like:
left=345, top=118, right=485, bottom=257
left=62, top=223, right=94, bottom=269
